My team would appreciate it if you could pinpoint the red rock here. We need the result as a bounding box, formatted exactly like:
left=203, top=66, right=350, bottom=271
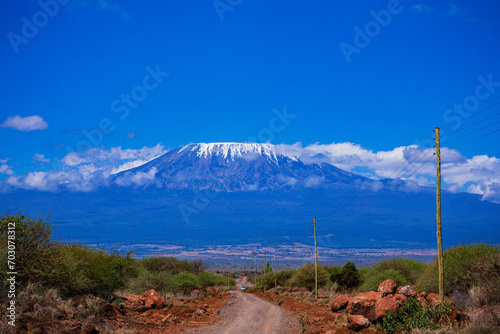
left=141, top=289, right=166, bottom=309
left=378, top=279, right=397, bottom=295
left=420, top=291, right=427, bottom=298
left=409, top=289, right=419, bottom=298
left=397, top=285, right=414, bottom=296
left=393, top=293, right=407, bottom=305
left=347, top=314, right=370, bottom=331
left=349, top=291, right=382, bottom=322
left=205, top=286, right=219, bottom=294
left=375, top=296, right=400, bottom=320
left=426, top=293, right=453, bottom=306
left=331, top=295, right=352, bottom=312
left=346, top=298, right=353, bottom=313
left=125, top=294, right=143, bottom=305
left=417, top=296, right=427, bottom=306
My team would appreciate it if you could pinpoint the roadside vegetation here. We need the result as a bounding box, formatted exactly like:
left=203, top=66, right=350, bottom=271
left=1, top=212, right=499, bottom=333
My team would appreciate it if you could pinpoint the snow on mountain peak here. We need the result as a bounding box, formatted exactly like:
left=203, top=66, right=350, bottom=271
left=179, top=142, right=297, bottom=163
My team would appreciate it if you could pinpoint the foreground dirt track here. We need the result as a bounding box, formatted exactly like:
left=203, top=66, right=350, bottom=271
left=188, top=291, right=300, bottom=334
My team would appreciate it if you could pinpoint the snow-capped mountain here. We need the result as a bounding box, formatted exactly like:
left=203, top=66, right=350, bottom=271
left=2, top=142, right=499, bottom=250
left=114, top=142, right=370, bottom=191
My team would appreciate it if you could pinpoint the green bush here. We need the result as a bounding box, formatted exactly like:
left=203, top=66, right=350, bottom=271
left=466, top=252, right=500, bottom=306
left=416, top=243, right=500, bottom=295
left=373, top=258, right=428, bottom=283
left=360, top=269, right=409, bottom=291
left=332, top=261, right=361, bottom=290
left=140, top=257, right=206, bottom=275
left=171, top=272, right=201, bottom=292
left=197, top=272, right=225, bottom=288
left=382, top=297, right=453, bottom=333
left=49, top=243, right=137, bottom=298
left=125, top=268, right=172, bottom=294
left=0, top=212, right=56, bottom=293
left=289, top=263, right=329, bottom=290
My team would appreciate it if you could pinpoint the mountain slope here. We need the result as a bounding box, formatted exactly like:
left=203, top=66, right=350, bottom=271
left=1, top=142, right=498, bottom=250
left=114, top=142, right=371, bottom=191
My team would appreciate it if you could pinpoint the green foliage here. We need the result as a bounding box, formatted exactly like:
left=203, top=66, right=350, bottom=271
left=171, top=272, right=201, bottom=292
left=49, top=243, right=137, bottom=298
left=382, top=297, right=453, bottom=333
left=289, top=263, right=329, bottom=290
left=374, top=258, right=428, bottom=283
left=332, top=261, right=361, bottom=290
left=325, top=265, right=342, bottom=277
left=265, top=261, right=272, bottom=274
left=197, top=272, right=228, bottom=288
left=466, top=252, right=500, bottom=306
left=360, top=268, right=409, bottom=291
left=140, top=257, right=206, bottom=274
left=416, top=243, right=500, bottom=295
left=125, top=268, right=172, bottom=294
left=0, top=212, right=56, bottom=292
left=277, top=297, right=284, bottom=306
left=259, top=269, right=297, bottom=289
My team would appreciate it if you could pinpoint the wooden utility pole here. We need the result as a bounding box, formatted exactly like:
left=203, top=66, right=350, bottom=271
left=274, top=244, right=277, bottom=291
left=253, top=253, right=257, bottom=286
left=314, top=217, right=318, bottom=299
left=435, top=127, right=444, bottom=303
left=227, top=263, right=230, bottom=289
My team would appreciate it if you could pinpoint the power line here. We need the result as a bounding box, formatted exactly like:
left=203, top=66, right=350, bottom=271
left=441, top=102, right=500, bottom=129
left=444, top=128, right=500, bottom=151
left=317, top=151, right=436, bottom=229
left=316, top=133, right=433, bottom=222
left=317, top=150, right=435, bottom=228
left=441, top=120, right=500, bottom=145
left=317, top=146, right=434, bottom=225
left=442, top=111, right=500, bottom=136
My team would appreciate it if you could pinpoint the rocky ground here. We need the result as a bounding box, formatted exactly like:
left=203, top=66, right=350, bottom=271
left=4, top=279, right=491, bottom=334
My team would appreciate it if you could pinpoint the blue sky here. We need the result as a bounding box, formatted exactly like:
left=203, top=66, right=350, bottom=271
left=1, top=0, right=499, bottom=200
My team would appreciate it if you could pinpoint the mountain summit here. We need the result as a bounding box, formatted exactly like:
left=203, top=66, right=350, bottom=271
left=114, top=142, right=369, bottom=191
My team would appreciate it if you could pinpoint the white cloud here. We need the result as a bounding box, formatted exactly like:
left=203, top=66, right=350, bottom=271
left=276, top=142, right=499, bottom=202
left=1, top=115, right=48, bottom=131
left=411, top=4, right=434, bottom=13
left=1, top=141, right=499, bottom=202
left=32, top=153, right=50, bottom=163
left=115, top=167, right=158, bottom=187
left=0, top=164, right=14, bottom=175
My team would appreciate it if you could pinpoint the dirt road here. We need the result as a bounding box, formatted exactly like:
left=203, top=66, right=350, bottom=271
left=189, top=277, right=299, bottom=334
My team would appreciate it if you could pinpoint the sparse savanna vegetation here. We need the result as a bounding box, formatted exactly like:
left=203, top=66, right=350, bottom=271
left=0, top=212, right=234, bottom=333
left=1, top=212, right=499, bottom=333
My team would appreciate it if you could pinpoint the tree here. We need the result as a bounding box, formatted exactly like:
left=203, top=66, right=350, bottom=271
left=289, top=263, right=329, bottom=290
left=265, top=261, right=272, bottom=273
left=0, top=212, right=56, bottom=291
left=332, top=261, right=361, bottom=290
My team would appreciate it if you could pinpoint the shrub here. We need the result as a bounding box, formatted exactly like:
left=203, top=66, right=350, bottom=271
left=467, top=252, right=500, bottom=307
left=373, top=258, right=428, bottom=283
left=416, top=243, right=500, bottom=295
left=48, top=243, right=137, bottom=298
left=171, top=272, right=200, bottom=292
left=289, top=263, right=329, bottom=290
left=125, top=269, right=172, bottom=294
left=140, top=257, right=206, bottom=275
left=382, top=296, right=453, bottom=333
left=360, top=269, right=409, bottom=291
left=332, top=261, right=361, bottom=290
left=197, top=272, right=223, bottom=288
left=0, top=212, right=56, bottom=293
